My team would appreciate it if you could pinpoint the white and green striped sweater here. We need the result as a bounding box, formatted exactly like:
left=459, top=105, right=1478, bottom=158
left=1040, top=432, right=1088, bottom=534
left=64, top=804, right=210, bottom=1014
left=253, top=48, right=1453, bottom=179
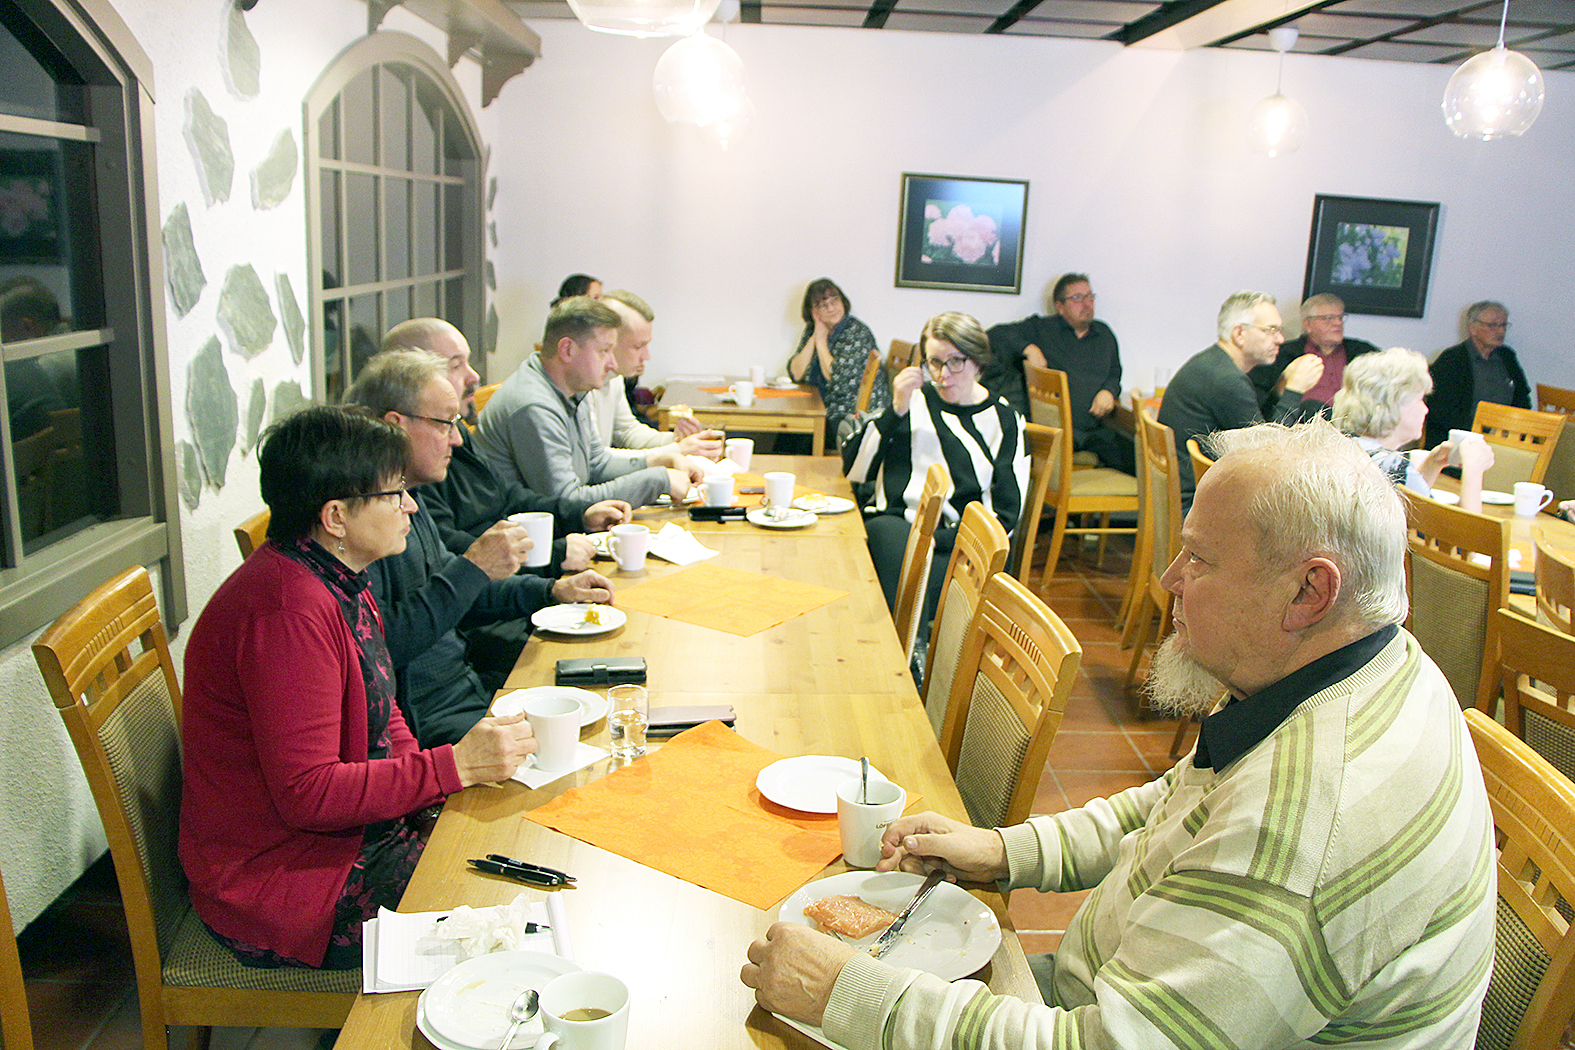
left=823, top=629, right=1495, bottom=1050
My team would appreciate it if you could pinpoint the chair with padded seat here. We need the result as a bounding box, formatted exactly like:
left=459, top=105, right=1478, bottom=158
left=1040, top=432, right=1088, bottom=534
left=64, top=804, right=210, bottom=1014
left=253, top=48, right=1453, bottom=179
left=1536, top=539, right=1575, bottom=636
left=1472, top=402, right=1564, bottom=492
left=920, top=502, right=1009, bottom=742
left=853, top=348, right=882, bottom=416
left=1024, top=364, right=1099, bottom=466
left=1024, top=365, right=1139, bottom=583
left=0, top=860, right=33, bottom=1050
left=1536, top=383, right=1575, bottom=503
left=1400, top=488, right=1511, bottom=715
left=233, top=508, right=270, bottom=560
left=472, top=381, right=501, bottom=416
left=31, top=567, right=357, bottom=1050
left=940, top=572, right=1081, bottom=829
left=891, top=463, right=950, bottom=665
left=1496, top=607, right=1575, bottom=784
left=1186, top=437, right=1213, bottom=488
left=1009, top=423, right=1060, bottom=585
left=1463, top=708, right=1575, bottom=1050
left=887, top=339, right=915, bottom=382
left=1123, top=406, right=1183, bottom=694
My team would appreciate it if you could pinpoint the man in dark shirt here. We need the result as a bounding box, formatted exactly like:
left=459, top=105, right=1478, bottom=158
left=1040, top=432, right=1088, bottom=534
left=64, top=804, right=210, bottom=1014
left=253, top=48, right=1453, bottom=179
left=1424, top=300, right=1531, bottom=449
left=1248, top=293, right=1378, bottom=422
left=983, top=273, right=1133, bottom=473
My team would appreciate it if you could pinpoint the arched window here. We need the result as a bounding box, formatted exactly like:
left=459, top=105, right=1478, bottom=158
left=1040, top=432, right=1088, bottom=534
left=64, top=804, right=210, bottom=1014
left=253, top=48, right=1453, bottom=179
left=305, top=33, right=485, bottom=402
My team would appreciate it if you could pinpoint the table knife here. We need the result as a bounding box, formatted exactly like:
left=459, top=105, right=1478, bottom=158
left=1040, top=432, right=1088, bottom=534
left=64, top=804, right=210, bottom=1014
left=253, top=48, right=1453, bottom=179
left=871, top=870, right=945, bottom=959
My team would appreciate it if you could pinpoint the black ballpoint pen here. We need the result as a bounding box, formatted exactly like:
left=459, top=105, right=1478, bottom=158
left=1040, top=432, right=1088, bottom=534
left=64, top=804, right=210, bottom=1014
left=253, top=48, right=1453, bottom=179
left=467, top=858, right=567, bottom=886
left=486, top=854, right=577, bottom=883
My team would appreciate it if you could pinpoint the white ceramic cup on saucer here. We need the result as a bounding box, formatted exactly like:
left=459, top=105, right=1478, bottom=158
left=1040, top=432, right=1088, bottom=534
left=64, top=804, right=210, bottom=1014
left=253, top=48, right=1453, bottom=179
left=763, top=471, right=795, bottom=512
left=749, top=364, right=766, bottom=386
left=509, top=511, right=554, bottom=568
left=836, top=779, right=906, bottom=869
left=533, top=971, right=630, bottom=1050
left=702, top=475, right=734, bottom=507
left=725, top=438, right=753, bottom=470
left=524, top=694, right=580, bottom=772
left=730, top=380, right=755, bottom=408
left=609, top=523, right=649, bottom=572
left=1446, top=429, right=1484, bottom=468
left=1513, top=481, right=1553, bottom=517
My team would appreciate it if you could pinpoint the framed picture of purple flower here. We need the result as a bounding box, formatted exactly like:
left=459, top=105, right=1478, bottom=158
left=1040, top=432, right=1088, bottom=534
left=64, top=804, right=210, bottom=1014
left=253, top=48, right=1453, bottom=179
left=1302, top=194, right=1440, bottom=318
left=895, top=173, right=1028, bottom=294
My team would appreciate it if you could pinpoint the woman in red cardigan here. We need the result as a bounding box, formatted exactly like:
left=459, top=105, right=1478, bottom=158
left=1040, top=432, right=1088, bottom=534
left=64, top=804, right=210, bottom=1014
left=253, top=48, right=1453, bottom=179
left=179, top=407, right=537, bottom=969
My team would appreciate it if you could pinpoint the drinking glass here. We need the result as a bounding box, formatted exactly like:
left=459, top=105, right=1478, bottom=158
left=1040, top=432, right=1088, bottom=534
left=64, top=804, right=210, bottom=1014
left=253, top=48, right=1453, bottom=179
left=607, top=684, right=648, bottom=759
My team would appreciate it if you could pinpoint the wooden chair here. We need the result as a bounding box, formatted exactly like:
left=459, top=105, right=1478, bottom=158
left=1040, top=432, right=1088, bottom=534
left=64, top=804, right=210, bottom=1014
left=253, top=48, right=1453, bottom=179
left=887, top=339, right=915, bottom=381
left=920, top=503, right=1009, bottom=741
left=233, top=508, right=270, bottom=559
left=853, top=348, right=882, bottom=415
left=1496, top=608, right=1575, bottom=784
left=1536, top=539, right=1575, bottom=635
left=1537, top=383, right=1575, bottom=416
left=1186, top=437, right=1213, bottom=486
left=1124, top=407, right=1183, bottom=693
left=891, top=463, right=949, bottom=665
left=1024, top=365, right=1139, bottom=583
left=1400, top=488, right=1511, bottom=715
left=1024, top=365, right=1098, bottom=466
left=1464, top=708, right=1575, bottom=1050
left=0, top=861, right=33, bottom=1050
left=1534, top=384, right=1575, bottom=503
left=940, top=573, right=1081, bottom=828
left=1009, top=423, right=1060, bottom=584
left=31, top=568, right=357, bottom=1050
left=1472, top=402, right=1564, bottom=491
left=472, top=381, right=502, bottom=415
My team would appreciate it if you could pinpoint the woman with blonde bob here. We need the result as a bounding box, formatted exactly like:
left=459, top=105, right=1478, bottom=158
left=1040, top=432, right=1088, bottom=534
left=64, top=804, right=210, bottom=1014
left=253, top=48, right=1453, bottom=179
left=1332, top=347, right=1492, bottom=513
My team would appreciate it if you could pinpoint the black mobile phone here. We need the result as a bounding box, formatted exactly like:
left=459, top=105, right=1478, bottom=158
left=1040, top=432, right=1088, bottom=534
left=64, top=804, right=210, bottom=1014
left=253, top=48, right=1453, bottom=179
left=689, top=506, right=745, bottom=521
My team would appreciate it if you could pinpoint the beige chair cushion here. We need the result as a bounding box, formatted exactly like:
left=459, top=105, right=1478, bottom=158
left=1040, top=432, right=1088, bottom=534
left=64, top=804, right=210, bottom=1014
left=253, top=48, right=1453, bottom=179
left=164, top=908, right=361, bottom=992
left=1476, top=896, right=1551, bottom=1050
left=1067, top=468, right=1138, bottom=498
left=954, top=676, right=1030, bottom=829
left=1541, top=419, right=1575, bottom=502
left=1523, top=707, right=1575, bottom=783
left=1408, top=557, right=1488, bottom=710
left=923, top=578, right=971, bottom=738
left=1482, top=443, right=1541, bottom=492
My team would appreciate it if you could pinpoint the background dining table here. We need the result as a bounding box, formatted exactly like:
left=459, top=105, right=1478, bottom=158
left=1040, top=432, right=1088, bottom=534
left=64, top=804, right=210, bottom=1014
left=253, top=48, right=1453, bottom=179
left=333, top=455, right=1041, bottom=1050
left=657, top=378, right=829, bottom=456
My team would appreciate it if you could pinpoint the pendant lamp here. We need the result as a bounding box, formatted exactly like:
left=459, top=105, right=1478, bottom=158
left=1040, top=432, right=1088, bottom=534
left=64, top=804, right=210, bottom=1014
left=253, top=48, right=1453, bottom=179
left=652, top=30, right=747, bottom=126
left=567, top=0, right=722, bottom=38
left=1246, top=26, right=1307, bottom=158
left=1441, top=0, right=1544, bottom=140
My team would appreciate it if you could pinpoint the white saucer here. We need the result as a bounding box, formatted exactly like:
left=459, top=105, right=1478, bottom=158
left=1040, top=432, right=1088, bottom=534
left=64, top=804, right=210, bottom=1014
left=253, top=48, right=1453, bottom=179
left=491, top=686, right=609, bottom=727
left=530, top=604, right=627, bottom=636
left=791, top=495, right=855, bottom=515
left=421, top=950, right=580, bottom=1049
left=1480, top=490, right=1514, bottom=506
left=756, top=755, right=890, bottom=813
left=747, top=507, right=818, bottom=529
left=1428, top=490, right=1460, bottom=506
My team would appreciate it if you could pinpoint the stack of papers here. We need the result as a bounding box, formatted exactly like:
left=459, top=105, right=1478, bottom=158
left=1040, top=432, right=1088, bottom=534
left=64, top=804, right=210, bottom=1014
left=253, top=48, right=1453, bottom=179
left=361, top=894, right=572, bottom=993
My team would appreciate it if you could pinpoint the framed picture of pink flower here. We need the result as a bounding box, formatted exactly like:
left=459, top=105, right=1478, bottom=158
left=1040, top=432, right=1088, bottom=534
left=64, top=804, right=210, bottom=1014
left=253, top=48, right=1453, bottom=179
left=895, top=173, right=1027, bottom=294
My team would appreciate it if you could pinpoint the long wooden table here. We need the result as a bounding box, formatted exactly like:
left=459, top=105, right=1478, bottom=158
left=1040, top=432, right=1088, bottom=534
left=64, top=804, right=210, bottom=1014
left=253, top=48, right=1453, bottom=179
left=335, top=456, right=1039, bottom=1049
left=657, top=378, right=828, bottom=457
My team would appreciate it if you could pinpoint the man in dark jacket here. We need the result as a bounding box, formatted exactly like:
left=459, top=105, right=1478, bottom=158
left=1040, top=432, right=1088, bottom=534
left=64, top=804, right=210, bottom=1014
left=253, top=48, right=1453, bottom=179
left=1248, top=292, right=1378, bottom=422
left=1425, top=300, right=1530, bottom=448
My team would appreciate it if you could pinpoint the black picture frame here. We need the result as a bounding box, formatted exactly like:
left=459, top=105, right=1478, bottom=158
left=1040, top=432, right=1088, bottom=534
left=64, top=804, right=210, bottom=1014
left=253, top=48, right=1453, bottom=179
left=895, top=173, right=1027, bottom=295
left=1302, top=194, right=1440, bottom=318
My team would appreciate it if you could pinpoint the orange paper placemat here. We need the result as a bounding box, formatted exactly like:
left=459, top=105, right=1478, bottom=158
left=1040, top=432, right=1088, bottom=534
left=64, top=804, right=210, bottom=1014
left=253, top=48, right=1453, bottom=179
left=617, top=564, right=845, bottom=637
left=521, top=722, right=841, bottom=909
left=697, top=386, right=813, bottom=399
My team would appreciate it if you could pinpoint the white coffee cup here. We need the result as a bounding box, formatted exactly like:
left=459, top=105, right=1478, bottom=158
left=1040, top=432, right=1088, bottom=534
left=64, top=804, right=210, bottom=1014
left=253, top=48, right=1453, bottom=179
left=702, top=475, right=734, bottom=507
left=609, top=523, right=649, bottom=572
left=764, top=471, right=795, bottom=510
left=1446, top=429, right=1483, bottom=468
left=836, top=779, right=906, bottom=869
left=730, top=380, right=755, bottom=408
left=533, top=971, right=630, bottom=1050
left=524, top=693, right=580, bottom=773
left=508, top=511, right=554, bottom=568
left=1513, top=481, right=1553, bottom=517
left=749, top=365, right=766, bottom=386
left=725, top=438, right=753, bottom=470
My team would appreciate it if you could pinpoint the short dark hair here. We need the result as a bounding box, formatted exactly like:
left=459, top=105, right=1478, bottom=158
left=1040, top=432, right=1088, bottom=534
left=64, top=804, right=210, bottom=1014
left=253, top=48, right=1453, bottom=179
left=541, top=297, right=622, bottom=356
left=553, top=274, right=600, bottom=307
left=800, top=279, right=849, bottom=325
left=258, top=406, right=409, bottom=542
left=1052, top=273, right=1091, bottom=303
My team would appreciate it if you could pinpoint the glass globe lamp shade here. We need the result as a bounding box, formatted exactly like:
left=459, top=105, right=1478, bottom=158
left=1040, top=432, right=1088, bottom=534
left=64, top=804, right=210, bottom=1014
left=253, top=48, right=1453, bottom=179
left=652, top=33, right=746, bottom=125
left=1442, top=45, right=1544, bottom=140
left=708, top=89, right=754, bottom=148
left=567, top=0, right=721, bottom=38
left=1246, top=93, right=1308, bottom=158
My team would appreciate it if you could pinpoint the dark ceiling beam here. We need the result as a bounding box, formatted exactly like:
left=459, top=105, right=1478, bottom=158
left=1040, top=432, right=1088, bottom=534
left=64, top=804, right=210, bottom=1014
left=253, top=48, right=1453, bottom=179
left=986, top=0, right=1045, bottom=34
left=741, top=0, right=761, bottom=22
left=1109, top=0, right=1231, bottom=45
left=863, top=0, right=900, bottom=29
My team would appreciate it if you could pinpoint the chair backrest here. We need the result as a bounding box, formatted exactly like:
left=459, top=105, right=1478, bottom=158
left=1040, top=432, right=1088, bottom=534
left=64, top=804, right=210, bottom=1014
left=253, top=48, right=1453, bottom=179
left=1537, top=383, right=1575, bottom=416
left=473, top=381, right=502, bottom=415
left=234, top=508, right=270, bottom=560
left=1009, top=423, right=1060, bottom=583
left=1463, top=708, right=1575, bottom=1050
left=1023, top=365, right=1073, bottom=486
left=0, top=861, right=32, bottom=1050
left=854, top=348, right=882, bottom=415
left=923, top=503, right=1009, bottom=744
left=887, top=339, right=915, bottom=380
left=1186, top=436, right=1214, bottom=486
left=31, top=568, right=187, bottom=1000
left=891, top=463, right=949, bottom=662
left=1496, top=607, right=1575, bottom=784
left=1473, top=402, right=1564, bottom=489
left=1400, top=488, right=1510, bottom=713
left=942, top=572, right=1081, bottom=829
left=1138, top=407, right=1184, bottom=582
left=1536, top=539, right=1575, bottom=635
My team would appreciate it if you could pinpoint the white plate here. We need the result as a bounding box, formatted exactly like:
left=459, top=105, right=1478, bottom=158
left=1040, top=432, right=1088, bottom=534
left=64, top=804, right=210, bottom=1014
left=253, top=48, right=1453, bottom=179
left=772, top=377, right=797, bottom=389
left=530, top=604, right=627, bottom=636
left=491, top=686, right=608, bottom=728
left=747, top=507, right=818, bottom=530
left=792, top=495, right=856, bottom=515
left=422, top=950, right=580, bottom=1049
left=1428, top=489, right=1461, bottom=506
left=756, top=755, right=890, bottom=814
left=780, top=870, right=1002, bottom=982
left=1481, top=489, right=1514, bottom=506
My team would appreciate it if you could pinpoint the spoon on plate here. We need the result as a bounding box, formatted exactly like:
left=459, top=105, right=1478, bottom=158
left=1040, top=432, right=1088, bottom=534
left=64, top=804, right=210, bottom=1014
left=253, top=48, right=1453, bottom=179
left=498, top=988, right=539, bottom=1050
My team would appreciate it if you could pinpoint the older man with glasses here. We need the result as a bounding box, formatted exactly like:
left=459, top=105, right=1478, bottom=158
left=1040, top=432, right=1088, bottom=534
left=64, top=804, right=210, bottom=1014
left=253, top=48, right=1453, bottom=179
left=1424, top=299, right=1531, bottom=449
left=1249, top=292, right=1379, bottom=423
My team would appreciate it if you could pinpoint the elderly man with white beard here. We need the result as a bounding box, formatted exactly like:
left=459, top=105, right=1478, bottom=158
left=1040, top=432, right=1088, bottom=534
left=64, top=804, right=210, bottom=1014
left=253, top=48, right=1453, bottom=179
left=743, top=420, right=1495, bottom=1050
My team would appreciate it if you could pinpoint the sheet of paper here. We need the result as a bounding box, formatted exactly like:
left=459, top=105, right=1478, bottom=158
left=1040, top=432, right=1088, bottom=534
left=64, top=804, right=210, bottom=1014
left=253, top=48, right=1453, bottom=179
left=363, top=900, right=558, bottom=992
left=648, top=522, right=720, bottom=566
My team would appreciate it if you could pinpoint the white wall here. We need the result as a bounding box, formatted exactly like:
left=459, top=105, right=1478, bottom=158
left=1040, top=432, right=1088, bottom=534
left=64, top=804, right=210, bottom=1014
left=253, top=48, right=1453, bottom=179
left=490, top=21, right=1573, bottom=394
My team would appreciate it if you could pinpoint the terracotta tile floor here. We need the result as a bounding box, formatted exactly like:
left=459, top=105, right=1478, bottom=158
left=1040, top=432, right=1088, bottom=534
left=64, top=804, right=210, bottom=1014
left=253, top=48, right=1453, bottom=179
left=12, top=537, right=1171, bottom=1044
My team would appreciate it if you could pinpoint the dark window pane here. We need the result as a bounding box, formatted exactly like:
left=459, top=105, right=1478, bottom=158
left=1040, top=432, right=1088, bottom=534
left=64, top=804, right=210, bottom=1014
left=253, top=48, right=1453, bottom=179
left=412, top=83, right=438, bottom=176
left=319, top=168, right=340, bottom=283
left=380, top=66, right=409, bottom=172
left=384, top=286, right=410, bottom=330
left=318, top=98, right=340, bottom=162
left=347, top=293, right=379, bottom=381
left=0, top=6, right=87, bottom=124
left=443, top=276, right=466, bottom=334
left=384, top=176, right=409, bottom=281
left=0, top=133, right=105, bottom=332
left=322, top=297, right=346, bottom=402
left=443, top=181, right=466, bottom=272
left=341, top=67, right=375, bottom=167
left=413, top=179, right=437, bottom=276
left=345, top=172, right=377, bottom=287
left=413, top=280, right=437, bottom=320
left=442, top=110, right=470, bottom=177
